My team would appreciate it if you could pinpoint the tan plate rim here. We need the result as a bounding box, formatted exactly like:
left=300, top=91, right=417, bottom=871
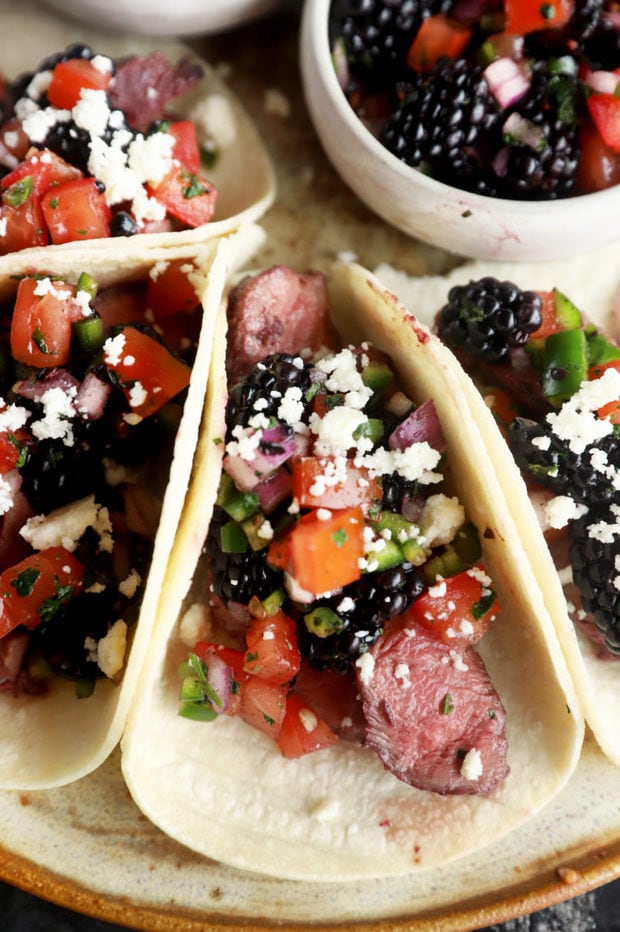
left=2, top=836, right=620, bottom=930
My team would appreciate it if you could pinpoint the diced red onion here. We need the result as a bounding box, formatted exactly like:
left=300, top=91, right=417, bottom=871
left=255, top=466, right=293, bottom=515
left=75, top=372, right=112, bottom=420
left=484, top=57, right=530, bottom=108
left=15, top=368, right=80, bottom=401
left=585, top=70, right=620, bottom=95
left=388, top=398, right=446, bottom=452
left=204, top=652, right=234, bottom=715
left=223, top=453, right=262, bottom=491
left=450, top=0, right=490, bottom=24
left=492, top=146, right=510, bottom=177
left=502, top=112, right=545, bottom=151
left=401, top=495, right=425, bottom=523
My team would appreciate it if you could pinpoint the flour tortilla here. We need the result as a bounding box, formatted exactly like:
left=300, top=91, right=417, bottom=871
left=0, top=0, right=275, bottom=273
left=0, top=224, right=260, bottom=791
left=373, top=244, right=620, bottom=767
left=120, top=260, right=584, bottom=882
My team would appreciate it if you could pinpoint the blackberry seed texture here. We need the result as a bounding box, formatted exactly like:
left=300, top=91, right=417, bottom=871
left=225, top=353, right=313, bottom=438
left=437, top=277, right=542, bottom=363
left=380, top=58, right=502, bottom=195
left=207, top=506, right=281, bottom=605
left=508, top=418, right=620, bottom=510
left=569, top=512, right=620, bottom=655
left=330, top=0, right=446, bottom=92
left=297, top=562, right=426, bottom=672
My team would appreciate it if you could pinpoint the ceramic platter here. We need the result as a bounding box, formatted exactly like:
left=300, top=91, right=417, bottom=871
left=2, top=2, right=620, bottom=929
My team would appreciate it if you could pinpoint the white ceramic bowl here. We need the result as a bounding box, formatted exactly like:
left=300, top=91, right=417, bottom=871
left=44, top=0, right=282, bottom=36
left=300, top=0, right=620, bottom=261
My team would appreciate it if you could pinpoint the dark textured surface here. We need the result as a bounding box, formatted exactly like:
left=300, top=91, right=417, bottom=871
left=2, top=876, right=620, bottom=930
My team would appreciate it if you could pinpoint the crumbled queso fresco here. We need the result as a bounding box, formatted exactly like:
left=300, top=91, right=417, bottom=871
left=15, top=65, right=175, bottom=227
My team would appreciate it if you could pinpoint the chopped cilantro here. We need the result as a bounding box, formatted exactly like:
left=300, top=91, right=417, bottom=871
left=11, top=566, right=40, bottom=597
left=332, top=528, right=348, bottom=547
left=38, top=579, right=75, bottom=624
left=32, top=327, right=49, bottom=354
left=472, top=590, right=496, bottom=620
left=440, top=693, right=454, bottom=715
left=181, top=172, right=210, bottom=200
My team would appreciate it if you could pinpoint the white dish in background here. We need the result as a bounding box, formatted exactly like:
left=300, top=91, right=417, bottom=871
left=300, top=0, right=620, bottom=262
left=43, top=0, right=282, bottom=35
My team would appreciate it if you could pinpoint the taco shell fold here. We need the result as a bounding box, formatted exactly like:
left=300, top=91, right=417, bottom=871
left=120, top=261, right=584, bottom=882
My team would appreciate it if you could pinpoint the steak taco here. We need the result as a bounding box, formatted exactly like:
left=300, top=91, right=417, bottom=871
left=121, top=261, right=583, bottom=881
left=381, top=247, right=620, bottom=768
left=0, top=231, right=241, bottom=790
left=0, top=4, right=274, bottom=265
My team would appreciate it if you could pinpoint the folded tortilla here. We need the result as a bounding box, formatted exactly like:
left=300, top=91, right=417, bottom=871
left=0, top=226, right=259, bottom=790
left=120, top=261, right=584, bottom=882
left=0, top=1, right=275, bottom=271
left=372, top=245, right=620, bottom=768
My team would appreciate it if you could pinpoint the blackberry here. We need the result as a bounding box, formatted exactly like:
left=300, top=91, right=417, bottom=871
left=380, top=58, right=502, bottom=195
left=110, top=211, right=139, bottom=237
left=381, top=473, right=419, bottom=513
left=30, top=587, right=119, bottom=681
left=508, top=418, right=620, bottom=509
left=225, top=353, right=313, bottom=438
left=20, top=432, right=108, bottom=512
left=206, top=506, right=281, bottom=605
left=330, top=0, right=446, bottom=93
left=569, top=512, right=620, bottom=654
left=495, top=64, right=582, bottom=200
left=298, top=562, right=425, bottom=672
left=437, top=277, right=542, bottom=363
left=582, top=5, right=620, bottom=70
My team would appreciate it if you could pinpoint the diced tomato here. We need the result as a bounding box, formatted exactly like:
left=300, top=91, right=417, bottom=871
left=243, top=610, right=301, bottom=684
left=407, top=13, right=472, bottom=72
left=596, top=399, right=620, bottom=424
left=268, top=507, right=364, bottom=596
left=238, top=675, right=288, bottom=739
left=148, top=166, right=217, bottom=228
left=277, top=693, right=340, bottom=758
left=504, top=0, right=573, bottom=35
left=0, top=195, right=48, bottom=254
left=292, top=456, right=382, bottom=512
left=408, top=568, right=499, bottom=646
left=589, top=358, right=620, bottom=381
left=530, top=290, right=564, bottom=339
left=47, top=58, right=112, bottom=110
left=587, top=93, right=620, bottom=154
left=10, top=276, right=76, bottom=368
left=145, top=258, right=199, bottom=320
left=0, top=429, right=29, bottom=474
left=103, top=326, right=191, bottom=418
left=41, top=178, right=111, bottom=245
left=483, top=386, right=520, bottom=438
left=0, top=546, right=85, bottom=638
left=1, top=150, right=82, bottom=199
left=577, top=121, right=620, bottom=193
left=168, top=120, right=201, bottom=174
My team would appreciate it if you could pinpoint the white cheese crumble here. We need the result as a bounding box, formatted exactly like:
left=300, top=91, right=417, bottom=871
left=85, top=619, right=127, bottom=678
left=543, top=495, right=588, bottom=529
left=355, top=651, right=375, bottom=685
left=178, top=602, right=212, bottom=649
left=30, top=387, right=77, bottom=446
left=460, top=748, right=483, bottom=781
left=20, top=495, right=112, bottom=553
left=419, top=494, right=465, bottom=548
left=103, top=333, right=127, bottom=367
left=118, top=569, right=141, bottom=599
left=0, top=475, right=14, bottom=517
left=546, top=368, right=620, bottom=454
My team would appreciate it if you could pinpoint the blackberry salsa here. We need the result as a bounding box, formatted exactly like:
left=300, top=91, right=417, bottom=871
left=437, top=275, right=620, bottom=655
left=0, top=44, right=218, bottom=254
left=0, top=259, right=201, bottom=697
left=329, top=0, right=620, bottom=199
left=179, top=269, right=508, bottom=793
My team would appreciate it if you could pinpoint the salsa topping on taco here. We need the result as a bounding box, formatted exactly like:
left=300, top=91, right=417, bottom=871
left=0, top=44, right=218, bottom=252
left=437, top=275, right=620, bottom=657
left=179, top=265, right=510, bottom=796
left=0, top=258, right=201, bottom=697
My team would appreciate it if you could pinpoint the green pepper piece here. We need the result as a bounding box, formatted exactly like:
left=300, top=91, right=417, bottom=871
left=219, top=520, right=247, bottom=553
left=587, top=330, right=620, bottom=369
left=2, top=175, right=33, bottom=208
left=74, top=315, right=105, bottom=352
left=304, top=606, right=345, bottom=638
left=221, top=486, right=260, bottom=523
left=542, top=329, right=588, bottom=406
left=76, top=271, right=98, bottom=300
left=552, top=288, right=583, bottom=329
